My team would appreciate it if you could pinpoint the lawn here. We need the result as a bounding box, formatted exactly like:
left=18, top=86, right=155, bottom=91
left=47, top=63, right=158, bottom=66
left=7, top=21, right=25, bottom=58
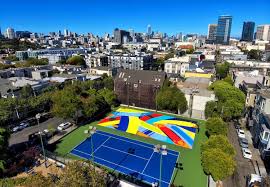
left=54, top=107, right=208, bottom=187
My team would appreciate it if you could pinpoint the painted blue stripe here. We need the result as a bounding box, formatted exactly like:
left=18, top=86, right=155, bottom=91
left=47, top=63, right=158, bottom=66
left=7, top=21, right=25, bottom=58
left=170, top=125, right=194, bottom=148
left=146, top=115, right=173, bottom=124
left=117, top=116, right=129, bottom=131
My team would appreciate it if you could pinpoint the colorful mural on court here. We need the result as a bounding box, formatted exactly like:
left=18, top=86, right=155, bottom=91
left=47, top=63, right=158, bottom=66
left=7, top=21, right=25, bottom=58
left=98, top=108, right=198, bottom=149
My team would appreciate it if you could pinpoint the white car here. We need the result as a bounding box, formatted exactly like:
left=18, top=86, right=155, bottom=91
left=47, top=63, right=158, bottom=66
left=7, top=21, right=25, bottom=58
left=237, top=129, right=246, bottom=139
left=12, top=126, right=23, bottom=132
left=57, top=122, right=72, bottom=131
left=242, top=148, right=252, bottom=159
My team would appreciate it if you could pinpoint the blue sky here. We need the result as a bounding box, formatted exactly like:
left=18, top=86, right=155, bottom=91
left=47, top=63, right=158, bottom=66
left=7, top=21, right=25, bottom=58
left=0, top=0, right=269, bottom=37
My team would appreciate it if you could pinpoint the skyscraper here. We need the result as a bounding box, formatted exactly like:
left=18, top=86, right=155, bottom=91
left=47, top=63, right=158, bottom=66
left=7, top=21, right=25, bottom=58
left=6, top=27, right=15, bottom=39
left=256, top=25, right=270, bottom=41
left=113, top=28, right=131, bottom=44
left=147, top=25, right=152, bottom=36
left=216, top=15, right=232, bottom=45
left=241, top=21, right=255, bottom=42
left=207, top=24, right=217, bottom=41
left=64, top=29, right=69, bottom=37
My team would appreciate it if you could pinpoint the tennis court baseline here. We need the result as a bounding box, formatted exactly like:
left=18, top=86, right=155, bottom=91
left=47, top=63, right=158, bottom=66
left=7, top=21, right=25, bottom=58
left=70, top=131, right=179, bottom=187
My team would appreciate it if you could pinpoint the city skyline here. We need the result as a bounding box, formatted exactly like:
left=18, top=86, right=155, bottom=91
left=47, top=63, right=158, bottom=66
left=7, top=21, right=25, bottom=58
left=0, top=0, right=269, bottom=37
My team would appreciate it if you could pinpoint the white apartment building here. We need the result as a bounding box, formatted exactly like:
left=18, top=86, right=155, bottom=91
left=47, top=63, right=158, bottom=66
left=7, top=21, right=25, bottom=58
left=108, top=53, right=153, bottom=70
left=256, top=25, right=270, bottom=41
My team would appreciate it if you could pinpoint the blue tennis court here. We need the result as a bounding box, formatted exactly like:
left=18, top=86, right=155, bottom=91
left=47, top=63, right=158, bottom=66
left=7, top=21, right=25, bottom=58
left=70, top=131, right=179, bottom=187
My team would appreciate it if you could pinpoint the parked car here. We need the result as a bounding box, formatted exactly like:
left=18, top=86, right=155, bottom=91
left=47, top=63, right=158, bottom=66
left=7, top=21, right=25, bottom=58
left=12, top=126, right=24, bottom=133
left=234, top=123, right=241, bottom=130
left=237, top=129, right=246, bottom=139
left=242, top=148, right=252, bottom=159
left=239, top=138, right=249, bottom=148
left=57, top=122, right=72, bottom=131
left=19, top=122, right=30, bottom=129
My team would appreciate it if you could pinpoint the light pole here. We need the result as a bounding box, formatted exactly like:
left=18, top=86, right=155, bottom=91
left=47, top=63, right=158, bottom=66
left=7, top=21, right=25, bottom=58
left=154, top=144, right=167, bottom=187
left=154, top=85, right=160, bottom=112
left=84, top=126, right=97, bottom=163
left=35, top=113, right=47, bottom=168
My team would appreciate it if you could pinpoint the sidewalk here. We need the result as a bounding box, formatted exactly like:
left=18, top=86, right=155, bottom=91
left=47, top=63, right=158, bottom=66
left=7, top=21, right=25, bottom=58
left=48, top=125, right=77, bottom=144
left=245, top=130, right=267, bottom=177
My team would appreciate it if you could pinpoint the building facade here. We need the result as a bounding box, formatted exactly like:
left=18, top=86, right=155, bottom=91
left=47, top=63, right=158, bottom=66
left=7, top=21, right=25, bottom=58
left=207, top=24, right=217, bottom=41
left=216, top=15, right=232, bottom=45
left=241, top=21, right=255, bottom=42
left=108, top=53, right=153, bottom=70
left=6, top=27, right=15, bottom=39
left=114, top=70, right=166, bottom=109
left=256, top=25, right=270, bottom=41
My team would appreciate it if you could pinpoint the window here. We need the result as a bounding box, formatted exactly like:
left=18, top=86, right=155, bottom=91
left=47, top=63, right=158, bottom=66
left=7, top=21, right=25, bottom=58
left=263, top=131, right=270, bottom=141
left=134, top=84, right=138, bottom=88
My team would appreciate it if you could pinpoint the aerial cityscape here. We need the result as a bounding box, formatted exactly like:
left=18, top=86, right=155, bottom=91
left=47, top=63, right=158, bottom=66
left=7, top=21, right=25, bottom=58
left=0, top=0, right=270, bottom=187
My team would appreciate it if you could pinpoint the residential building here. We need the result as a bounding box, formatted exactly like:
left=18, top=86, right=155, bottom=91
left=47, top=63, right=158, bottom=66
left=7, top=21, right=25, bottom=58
left=108, top=53, right=154, bottom=70
left=241, top=21, right=255, bottom=42
left=114, top=70, right=166, bottom=109
left=38, top=54, right=66, bottom=64
left=216, top=15, right=233, bottom=45
left=85, top=54, right=109, bottom=68
left=16, top=48, right=86, bottom=60
left=88, top=66, right=117, bottom=77
left=32, top=70, right=50, bottom=80
left=6, top=27, right=15, bottom=39
left=251, top=90, right=270, bottom=159
left=256, top=25, right=270, bottom=41
left=207, top=24, right=217, bottom=42
left=177, top=77, right=215, bottom=119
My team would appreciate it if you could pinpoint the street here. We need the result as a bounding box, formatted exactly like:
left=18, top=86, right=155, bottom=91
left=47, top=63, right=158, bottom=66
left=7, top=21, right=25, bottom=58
left=9, top=117, right=67, bottom=146
left=223, top=123, right=255, bottom=187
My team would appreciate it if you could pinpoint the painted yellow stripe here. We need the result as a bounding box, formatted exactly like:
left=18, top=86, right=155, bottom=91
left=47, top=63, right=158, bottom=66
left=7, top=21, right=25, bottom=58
left=126, top=116, right=139, bottom=134
left=99, top=120, right=120, bottom=127
left=116, top=108, right=145, bottom=113
left=139, top=120, right=166, bottom=136
left=156, top=120, right=197, bottom=128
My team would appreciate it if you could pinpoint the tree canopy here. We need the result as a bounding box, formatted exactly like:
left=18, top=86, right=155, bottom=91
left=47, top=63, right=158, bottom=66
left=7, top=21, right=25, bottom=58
left=156, top=86, right=187, bottom=114
left=201, top=135, right=236, bottom=157
left=205, top=117, right=228, bottom=137
left=66, top=55, right=86, bottom=66
left=201, top=148, right=236, bottom=181
left=215, top=62, right=230, bottom=79
left=0, top=128, right=10, bottom=173
left=207, top=80, right=245, bottom=121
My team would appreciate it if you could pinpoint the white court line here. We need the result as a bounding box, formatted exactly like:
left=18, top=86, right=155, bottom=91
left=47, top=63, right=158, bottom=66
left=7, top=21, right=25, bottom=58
left=71, top=149, right=170, bottom=185
left=169, top=153, right=180, bottom=185
left=96, top=131, right=178, bottom=157
left=141, top=151, right=155, bottom=174
left=101, top=145, right=149, bottom=160
left=92, top=137, right=111, bottom=155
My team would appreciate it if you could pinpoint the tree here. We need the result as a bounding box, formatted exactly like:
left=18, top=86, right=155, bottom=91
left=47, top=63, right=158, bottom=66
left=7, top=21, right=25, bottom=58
left=20, top=172, right=54, bottom=187
left=186, top=48, right=194, bottom=54
left=66, top=55, right=86, bottom=66
left=51, top=88, right=81, bottom=120
left=216, top=62, right=230, bottom=79
left=21, top=84, right=34, bottom=99
left=3, top=55, right=19, bottom=61
left=57, top=161, right=107, bottom=187
left=98, top=89, right=118, bottom=107
left=156, top=86, right=187, bottom=114
left=223, top=75, right=233, bottom=85
left=221, top=100, right=244, bottom=120
left=201, top=148, right=236, bottom=182
left=205, top=117, right=228, bottom=137
left=201, top=135, right=236, bottom=157
left=205, top=101, right=218, bottom=119
left=102, top=75, right=114, bottom=90
left=248, top=49, right=262, bottom=60
left=0, top=128, right=10, bottom=173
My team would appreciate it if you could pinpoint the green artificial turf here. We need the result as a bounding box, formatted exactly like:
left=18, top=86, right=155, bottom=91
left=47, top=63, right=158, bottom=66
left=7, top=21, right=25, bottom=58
left=54, top=107, right=208, bottom=187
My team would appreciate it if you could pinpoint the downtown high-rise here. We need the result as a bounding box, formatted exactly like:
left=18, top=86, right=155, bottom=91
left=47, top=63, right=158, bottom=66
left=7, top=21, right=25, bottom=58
left=256, top=25, right=270, bottom=41
left=216, top=15, right=232, bottom=45
left=207, top=24, right=217, bottom=41
left=241, top=21, right=255, bottom=42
